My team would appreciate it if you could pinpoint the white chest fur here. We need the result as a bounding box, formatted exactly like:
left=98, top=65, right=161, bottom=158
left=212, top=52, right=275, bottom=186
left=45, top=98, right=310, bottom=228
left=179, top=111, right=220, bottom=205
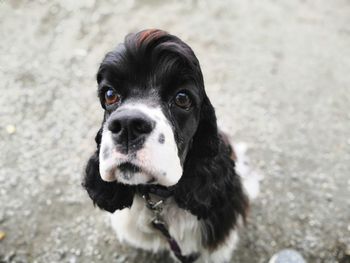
left=110, top=195, right=201, bottom=254
left=110, top=195, right=239, bottom=263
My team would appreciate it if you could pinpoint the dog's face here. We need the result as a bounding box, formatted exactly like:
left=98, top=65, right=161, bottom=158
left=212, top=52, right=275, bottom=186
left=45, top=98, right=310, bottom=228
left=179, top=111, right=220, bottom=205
left=84, top=31, right=247, bottom=239
left=97, top=30, right=207, bottom=187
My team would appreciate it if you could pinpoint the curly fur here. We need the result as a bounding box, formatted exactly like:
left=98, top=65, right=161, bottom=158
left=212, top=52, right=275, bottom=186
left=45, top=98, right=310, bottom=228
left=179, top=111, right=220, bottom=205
left=174, top=95, right=248, bottom=248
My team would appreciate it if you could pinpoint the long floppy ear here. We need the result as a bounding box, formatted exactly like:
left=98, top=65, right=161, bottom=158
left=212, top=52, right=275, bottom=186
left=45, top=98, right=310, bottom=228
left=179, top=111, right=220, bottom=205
left=94, top=127, right=103, bottom=146
left=82, top=130, right=135, bottom=213
left=190, top=93, right=220, bottom=158
left=174, top=95, right=248, bottom=248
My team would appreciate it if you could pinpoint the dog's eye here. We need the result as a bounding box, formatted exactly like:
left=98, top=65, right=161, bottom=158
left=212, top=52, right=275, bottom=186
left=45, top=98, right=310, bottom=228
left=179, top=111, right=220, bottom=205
left=174, top=92, right=192, bottom=109
left=105, top=89, right=121, bottom=105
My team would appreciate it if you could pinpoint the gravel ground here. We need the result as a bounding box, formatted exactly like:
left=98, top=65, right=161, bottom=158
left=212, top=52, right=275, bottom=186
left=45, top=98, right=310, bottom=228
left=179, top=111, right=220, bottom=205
left=1, top=0, right=350, bottom=262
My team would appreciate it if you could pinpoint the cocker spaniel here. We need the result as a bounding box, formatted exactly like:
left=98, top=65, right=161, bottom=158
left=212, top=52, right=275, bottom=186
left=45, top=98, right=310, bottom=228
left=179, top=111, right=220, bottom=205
left=83, top=29, right=259, bottom=263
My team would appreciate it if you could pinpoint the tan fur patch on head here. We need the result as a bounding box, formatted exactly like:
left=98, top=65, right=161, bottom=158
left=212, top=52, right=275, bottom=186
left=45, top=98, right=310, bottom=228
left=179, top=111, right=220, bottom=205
left=137, top=29, right=167, bottom=47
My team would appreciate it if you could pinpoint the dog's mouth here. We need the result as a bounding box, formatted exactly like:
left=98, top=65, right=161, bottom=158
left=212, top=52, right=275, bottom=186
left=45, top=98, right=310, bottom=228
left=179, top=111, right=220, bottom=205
left=116, top=161, right=157, bottom=184
left=118, top=162, right=142, bottom=174
left=100, top=140, right=182, bottom=186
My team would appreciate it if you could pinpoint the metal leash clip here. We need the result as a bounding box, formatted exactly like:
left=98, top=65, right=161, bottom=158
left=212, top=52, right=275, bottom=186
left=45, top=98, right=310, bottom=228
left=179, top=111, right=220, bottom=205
left=142, top=194, right=165, bottom=222
left=142, top=193, right=163, bottom=209
left=141, top=193, right=200, bottom=263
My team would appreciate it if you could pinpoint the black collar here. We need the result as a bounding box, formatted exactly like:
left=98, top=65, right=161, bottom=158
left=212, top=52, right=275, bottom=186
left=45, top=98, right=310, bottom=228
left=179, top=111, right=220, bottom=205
left=137, top=184, right=175, bottom=199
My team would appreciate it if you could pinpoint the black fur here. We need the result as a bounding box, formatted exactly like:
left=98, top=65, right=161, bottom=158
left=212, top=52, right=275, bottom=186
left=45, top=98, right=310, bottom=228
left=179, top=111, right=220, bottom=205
left=82, top=29, right=248, bottom=249
left=173, top=94, right=248, bottom=248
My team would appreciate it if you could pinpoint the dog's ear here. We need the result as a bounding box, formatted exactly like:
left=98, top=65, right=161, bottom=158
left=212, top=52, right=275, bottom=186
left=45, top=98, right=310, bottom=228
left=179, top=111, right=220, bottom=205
left=190, top=94, right=220, bottom=158
left=94, top=127, right=103, bottom=145
left=175, top=149, right=249, bottom=248
left=174, top=94, right=248, bottom=248
left=95, top=113, right=108, bottom=146
left=83, top=129, right=135, bottom=213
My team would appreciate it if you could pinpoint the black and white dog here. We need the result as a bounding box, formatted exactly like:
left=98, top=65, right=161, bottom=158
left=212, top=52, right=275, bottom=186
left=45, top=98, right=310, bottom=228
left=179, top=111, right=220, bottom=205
left=83, top=29, right=259, bottom=263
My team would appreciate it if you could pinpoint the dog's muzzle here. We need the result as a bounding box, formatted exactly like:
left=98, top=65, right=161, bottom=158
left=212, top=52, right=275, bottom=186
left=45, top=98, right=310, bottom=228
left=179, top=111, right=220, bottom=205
left=108, top=109, right=155, bottom=154
left=99, top=103, right=183, bottom=186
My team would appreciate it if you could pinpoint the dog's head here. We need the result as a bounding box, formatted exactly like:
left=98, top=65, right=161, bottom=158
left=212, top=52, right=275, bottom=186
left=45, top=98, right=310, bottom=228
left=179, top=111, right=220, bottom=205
left=84, top=31, right=248, bottom=242
left=96, top=29, right=218, bottom=187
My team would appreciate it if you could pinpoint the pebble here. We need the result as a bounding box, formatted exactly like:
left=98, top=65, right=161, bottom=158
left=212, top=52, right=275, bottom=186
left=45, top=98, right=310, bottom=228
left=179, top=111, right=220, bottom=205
left=269, top=249, right=306, bottom=263
left=0, top=231, right=6, bottom=241
left=5, top=124, right=16, bottom=134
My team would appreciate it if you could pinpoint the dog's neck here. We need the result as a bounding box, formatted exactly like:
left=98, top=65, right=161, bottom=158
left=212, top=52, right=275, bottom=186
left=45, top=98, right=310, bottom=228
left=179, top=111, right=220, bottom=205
left=137, top=184, right=200, bottom=263
left=136, top=184, right=175, bottom=199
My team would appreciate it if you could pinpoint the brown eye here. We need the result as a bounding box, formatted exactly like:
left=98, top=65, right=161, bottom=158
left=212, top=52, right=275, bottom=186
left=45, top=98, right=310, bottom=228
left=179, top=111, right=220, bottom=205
left=174, top=92, right=192, bottom=109
left=105, top=89, right=121, bottom=105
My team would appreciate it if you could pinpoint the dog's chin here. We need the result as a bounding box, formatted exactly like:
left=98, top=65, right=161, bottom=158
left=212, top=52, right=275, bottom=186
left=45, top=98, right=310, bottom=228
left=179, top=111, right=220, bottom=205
left=117, top=171, right=155, bottom=185
left=100, top=161, right=180, bottom=187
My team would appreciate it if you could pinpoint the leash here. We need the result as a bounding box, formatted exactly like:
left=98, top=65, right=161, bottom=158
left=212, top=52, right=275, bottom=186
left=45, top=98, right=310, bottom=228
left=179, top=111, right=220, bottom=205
left=138, top=186, right=200, bottom=263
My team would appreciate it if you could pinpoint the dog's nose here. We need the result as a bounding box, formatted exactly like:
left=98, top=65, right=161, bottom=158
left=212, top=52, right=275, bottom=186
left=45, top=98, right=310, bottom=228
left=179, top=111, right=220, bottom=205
left=108, top=110, right=155, bottom=150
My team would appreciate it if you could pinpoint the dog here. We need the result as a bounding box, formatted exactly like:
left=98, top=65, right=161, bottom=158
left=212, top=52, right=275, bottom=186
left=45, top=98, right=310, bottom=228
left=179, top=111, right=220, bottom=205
left=83, top=29, right=259, bottom=263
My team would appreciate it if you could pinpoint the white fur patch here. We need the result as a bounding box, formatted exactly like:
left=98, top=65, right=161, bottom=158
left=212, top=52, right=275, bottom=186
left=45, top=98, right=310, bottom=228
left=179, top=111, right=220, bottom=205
left=234, top=142, right=263, bottom=200
left=99, top=103, right=183, bottom=186
left=110, top=195, right=240, bottom=263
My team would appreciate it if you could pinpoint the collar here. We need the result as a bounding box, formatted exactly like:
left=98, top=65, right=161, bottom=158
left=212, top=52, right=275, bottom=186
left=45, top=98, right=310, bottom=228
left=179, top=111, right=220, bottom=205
left=137, top=184, right=175, bottom=199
